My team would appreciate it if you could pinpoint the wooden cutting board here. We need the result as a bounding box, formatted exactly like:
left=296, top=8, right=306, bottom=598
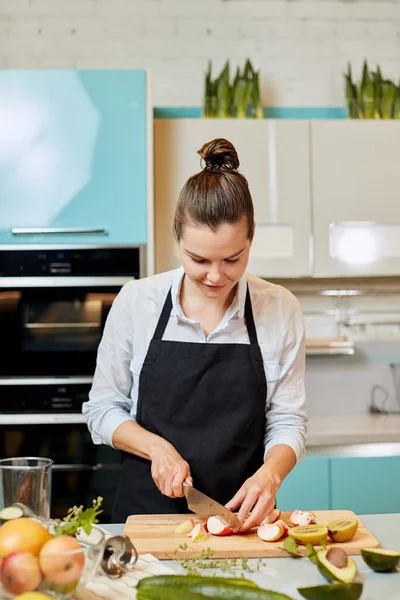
left=123, top=510, right=381, bottom=559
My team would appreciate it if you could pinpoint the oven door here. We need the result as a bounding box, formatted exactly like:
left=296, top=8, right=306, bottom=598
left=1, top=418, right=121, bottom=522
left=0, top=286, right=117, bottom=377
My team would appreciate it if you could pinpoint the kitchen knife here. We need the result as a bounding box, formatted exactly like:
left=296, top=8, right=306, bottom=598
left=183, top=483, right=242, bottom=529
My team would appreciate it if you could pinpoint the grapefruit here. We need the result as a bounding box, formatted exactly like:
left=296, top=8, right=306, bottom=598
left=0, top=518, right=53, bottom=558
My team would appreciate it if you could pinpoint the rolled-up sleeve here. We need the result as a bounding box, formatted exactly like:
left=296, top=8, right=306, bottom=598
left=263, top=291, right=307, bottom=463
left=82, top=282, right=135, bottom=447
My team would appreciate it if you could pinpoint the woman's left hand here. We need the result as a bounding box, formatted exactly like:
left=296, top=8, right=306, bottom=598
left=225, top=468, right=279, bottom=532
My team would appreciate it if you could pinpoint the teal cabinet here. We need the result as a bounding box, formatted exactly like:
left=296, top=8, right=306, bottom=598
left=0, top=69, right=149, bottom=246
left=331, top=456, right=400, bottom=514
left=276, top=457, right=330, bottom=511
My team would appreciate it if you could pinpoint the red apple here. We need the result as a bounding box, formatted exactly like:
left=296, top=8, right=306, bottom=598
left=1, top=551, right=42, bottom=594
left=257, top=523, right=285, bottom=542
left=39, top=535, right=85, bottom=586
left=174, top=519, right=195, bottom=534
left=262, top=508, right=281, bottom=524
left=188, top=523, right=208, bottom=542
left=207, top=516, right=233, bottom=536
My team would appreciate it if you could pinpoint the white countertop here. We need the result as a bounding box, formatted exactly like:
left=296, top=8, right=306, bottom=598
left=306, top=413, right=400, bottom=454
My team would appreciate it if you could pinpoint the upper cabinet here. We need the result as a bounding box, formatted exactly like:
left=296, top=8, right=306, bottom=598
left=154, top=119, right=312, bottom=277
left=0, top=69, right=150, bottom=247
left=311, top=121, right=400, bottom=277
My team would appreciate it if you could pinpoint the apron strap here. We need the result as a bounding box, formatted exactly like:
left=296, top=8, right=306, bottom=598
left=244, top=285, right=259, bottom=346
left=152, top=284, right=259, bottom=345
left=152, top=288, right=173, bottom=340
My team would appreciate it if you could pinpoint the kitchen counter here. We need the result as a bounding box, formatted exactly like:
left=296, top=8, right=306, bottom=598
left=306, top=413, right=400, bottom=454
left=102, top=514, right=400, bottom=600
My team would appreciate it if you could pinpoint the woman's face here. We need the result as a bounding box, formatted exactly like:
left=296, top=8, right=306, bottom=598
left=179, top=218, right=252, bottom=299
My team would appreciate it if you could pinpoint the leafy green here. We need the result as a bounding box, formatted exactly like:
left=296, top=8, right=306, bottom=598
left=345, top=60, right=400, bottom=119
left=53, top=496, right=103, bottom=537
left=305, top=543, right=317, bottom=563
left=283, top=536, right=303, bottom=557
left=203, top=58, right=264, bottom=119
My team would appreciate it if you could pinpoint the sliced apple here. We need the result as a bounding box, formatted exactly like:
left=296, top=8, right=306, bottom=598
left=290, top=509, right=318, bottom=526
left=207, top=516, right=233, bottom=536
left=290, top=509, right=304, bottom=525
left=274, top=519, right=289, bottom=537
left=257, top=523, right=285, bottom=542
left=173, top=519, right=195, bottom=534
left=298, top=511, right=318, bottom=526
left=262, top=508, right=281, bottom=524
left=188, top=523, right=208, bottom=542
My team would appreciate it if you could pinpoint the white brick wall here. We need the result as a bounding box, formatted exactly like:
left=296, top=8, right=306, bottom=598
left=2, top=0, right=400, bottom=107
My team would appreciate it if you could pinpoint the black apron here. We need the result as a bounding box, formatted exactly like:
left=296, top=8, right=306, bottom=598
left=112, top=284, right=267, bottom=522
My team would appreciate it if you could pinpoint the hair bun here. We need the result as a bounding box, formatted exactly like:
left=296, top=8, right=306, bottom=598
left=198, top=138, right=240, bottom=173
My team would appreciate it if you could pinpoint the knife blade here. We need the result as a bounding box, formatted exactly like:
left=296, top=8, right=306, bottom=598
left=183, top=483, right=242, bottom=529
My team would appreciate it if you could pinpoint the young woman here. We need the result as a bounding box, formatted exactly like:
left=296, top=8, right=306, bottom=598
left=83, top=138, right=307, bottom=530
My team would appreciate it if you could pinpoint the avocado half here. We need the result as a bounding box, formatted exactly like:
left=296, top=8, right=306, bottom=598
left=316, top=549, right=357, bottom=583
left=361, top=547, right=400, bottom=572
left=298, top=583, right=363, bottom=600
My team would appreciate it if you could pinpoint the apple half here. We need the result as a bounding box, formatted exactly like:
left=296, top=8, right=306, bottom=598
left=207, top=516, right=233, bottom=536
left=257, top=522, right=285, bottom=542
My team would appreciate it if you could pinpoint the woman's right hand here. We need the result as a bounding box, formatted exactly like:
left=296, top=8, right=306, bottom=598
left=149, top=440, right=192, bottom=498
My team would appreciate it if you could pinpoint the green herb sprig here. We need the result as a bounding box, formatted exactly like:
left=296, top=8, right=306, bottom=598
left=169, top=546, right=266, bottom=578
left=53, top=496, right=103, bottom=537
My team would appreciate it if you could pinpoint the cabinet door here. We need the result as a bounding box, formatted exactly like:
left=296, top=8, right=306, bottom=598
left=276, top=457, right=330, bottom=511
left=0, top=69, right=149, bottom=246
left=154, top=119, right=312, bottom=277
left=331, top=456, right=400, bottom=514
left=311, top=121, right=400, bottom=277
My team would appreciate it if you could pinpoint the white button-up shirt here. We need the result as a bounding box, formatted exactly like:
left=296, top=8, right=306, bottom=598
left=82, top=267, right=307, bottom=462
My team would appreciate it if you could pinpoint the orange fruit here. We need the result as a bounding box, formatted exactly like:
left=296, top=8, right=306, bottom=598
left=0, top=518, right=53, bottom=557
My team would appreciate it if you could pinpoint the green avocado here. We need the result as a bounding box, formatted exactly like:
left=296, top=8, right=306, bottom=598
left=361, top=547, right=400, bottom=572
left=298, top=583, right=363, bottom=600
left=316, top=549, right=357, bottom=583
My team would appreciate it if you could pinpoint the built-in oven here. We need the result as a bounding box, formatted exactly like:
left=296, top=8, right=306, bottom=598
left=0, top=246, right=145, bottom=521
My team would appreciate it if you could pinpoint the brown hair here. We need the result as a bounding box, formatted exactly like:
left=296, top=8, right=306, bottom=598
left=173, top=138, right=255, bottom=241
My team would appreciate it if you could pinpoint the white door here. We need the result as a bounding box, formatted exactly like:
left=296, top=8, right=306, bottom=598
left=154, top=119, right=312, bottom=278
left=311, top=121, right=400, bottom=277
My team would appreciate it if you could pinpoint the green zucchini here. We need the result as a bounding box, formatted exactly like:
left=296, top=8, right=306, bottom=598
left=138, top=575, right=257, bottom=589
left=138, top=578, right=294, bottom=600
left=0, top=505, right=24, bottom=522
left=138, top=588, right=205, bottom=600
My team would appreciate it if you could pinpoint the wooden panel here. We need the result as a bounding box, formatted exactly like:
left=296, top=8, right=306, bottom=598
left=123, top=510, right=380, bottom=559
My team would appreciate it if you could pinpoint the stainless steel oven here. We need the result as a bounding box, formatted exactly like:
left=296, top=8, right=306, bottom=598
left=0, top=246, right=145, bottom=521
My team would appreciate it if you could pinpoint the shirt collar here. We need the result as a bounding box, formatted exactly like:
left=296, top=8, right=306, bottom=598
left=171, top=266, right=247, bottom=321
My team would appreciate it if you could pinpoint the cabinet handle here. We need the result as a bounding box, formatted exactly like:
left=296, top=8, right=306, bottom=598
left=11, top=228, right=108, bottom=235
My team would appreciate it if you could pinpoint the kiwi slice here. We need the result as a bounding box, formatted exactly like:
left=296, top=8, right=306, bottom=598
left=288, top=524, right=329, bottom=545
left=328, top=518, right=359, bottom=543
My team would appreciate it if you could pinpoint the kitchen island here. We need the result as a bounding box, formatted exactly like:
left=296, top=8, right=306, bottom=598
left=100, top=514, right=400, bottom=600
